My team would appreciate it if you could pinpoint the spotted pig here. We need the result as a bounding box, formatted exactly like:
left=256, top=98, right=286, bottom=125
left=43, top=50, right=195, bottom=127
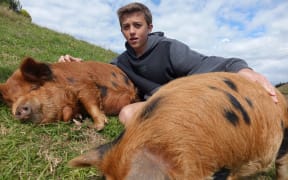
left=0, top=57, right=137, bottom=130
left=69, top=72, right=288, bottom=179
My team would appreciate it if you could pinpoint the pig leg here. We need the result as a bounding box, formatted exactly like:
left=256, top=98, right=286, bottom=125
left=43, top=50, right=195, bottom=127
left=39, top=106, right=74, bottom=124
left=62, top=106, right=74, bottom=122
left=78, top=88, right=108, bottom=130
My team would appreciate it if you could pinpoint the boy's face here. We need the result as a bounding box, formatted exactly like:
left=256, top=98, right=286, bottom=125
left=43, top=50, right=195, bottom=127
left=120, top=12, right=153, bottom=56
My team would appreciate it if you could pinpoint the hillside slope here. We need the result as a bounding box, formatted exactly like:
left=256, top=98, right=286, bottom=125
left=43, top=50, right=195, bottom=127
left=0, top=5, right=121, bottom=179
left=0, top=5, right=117, bottom=81
left=277, top=83, right=288, bottom=102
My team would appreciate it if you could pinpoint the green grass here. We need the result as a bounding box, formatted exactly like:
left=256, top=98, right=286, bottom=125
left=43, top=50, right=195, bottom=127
left=278, top=84, right=288, bottom=95
left=0, top=109, right=121, bottom=179
left=0, top=5, right=123, bottom=179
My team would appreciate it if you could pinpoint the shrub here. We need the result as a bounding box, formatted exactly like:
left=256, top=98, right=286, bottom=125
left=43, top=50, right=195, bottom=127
left=19, top=9, right=32, bottom=21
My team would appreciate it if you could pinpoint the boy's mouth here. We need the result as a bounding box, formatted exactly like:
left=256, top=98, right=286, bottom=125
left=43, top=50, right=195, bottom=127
left=130, top=37, right=138, bottom=43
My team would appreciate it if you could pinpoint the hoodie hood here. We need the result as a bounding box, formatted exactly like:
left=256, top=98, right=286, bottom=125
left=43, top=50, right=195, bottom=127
left=125, top=32, right=165, bottom=58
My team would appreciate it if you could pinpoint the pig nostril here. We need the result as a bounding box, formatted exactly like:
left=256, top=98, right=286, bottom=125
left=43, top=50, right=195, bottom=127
left=15, top=111, right=21, bottom=116
left=22, top=106, right=31, bottom=114
left=15, top=105, right=31, bottom=119
left=23, top=106, right=29, bottom=112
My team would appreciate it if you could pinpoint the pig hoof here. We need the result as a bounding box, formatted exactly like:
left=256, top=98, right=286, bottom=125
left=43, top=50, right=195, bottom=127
left=92, top=122, right=105, bottom=131
left=104, top=116, right=108, bottom=124
left=89, top=114, right=109, bottom=130
left=73, top=119, right=82, bottom=126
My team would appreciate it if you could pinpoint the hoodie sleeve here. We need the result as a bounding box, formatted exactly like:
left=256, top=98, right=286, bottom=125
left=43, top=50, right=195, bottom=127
left=169, top=39, right=251, bottom=76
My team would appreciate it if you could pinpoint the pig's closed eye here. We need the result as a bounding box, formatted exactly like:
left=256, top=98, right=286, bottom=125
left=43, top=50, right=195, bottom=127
left=30, top=84, right=40, bottom=91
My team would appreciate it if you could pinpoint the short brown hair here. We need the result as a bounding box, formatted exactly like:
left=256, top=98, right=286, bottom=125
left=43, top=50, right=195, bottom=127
left=117, top=2, right=152, bottom=26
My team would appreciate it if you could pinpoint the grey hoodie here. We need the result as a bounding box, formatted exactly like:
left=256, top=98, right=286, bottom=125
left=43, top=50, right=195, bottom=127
left=112, top=32, right=250, bottom=100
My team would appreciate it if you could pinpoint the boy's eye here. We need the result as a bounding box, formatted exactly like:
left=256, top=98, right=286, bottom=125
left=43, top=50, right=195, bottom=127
left=133, top=23, right=142, bottom=29
left=122, top=24, right=130, bottom=30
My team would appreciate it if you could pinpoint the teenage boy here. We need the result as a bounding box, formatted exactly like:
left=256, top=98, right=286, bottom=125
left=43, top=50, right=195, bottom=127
left=59, top=2, right=277, bottom=126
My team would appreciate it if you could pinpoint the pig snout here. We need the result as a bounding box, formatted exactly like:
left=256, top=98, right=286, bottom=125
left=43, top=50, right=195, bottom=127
left=14, top=104, right=32, bottom=121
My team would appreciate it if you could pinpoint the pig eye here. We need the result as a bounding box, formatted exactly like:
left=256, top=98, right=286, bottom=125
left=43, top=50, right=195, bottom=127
left=30, top=84, right=40, bottom=91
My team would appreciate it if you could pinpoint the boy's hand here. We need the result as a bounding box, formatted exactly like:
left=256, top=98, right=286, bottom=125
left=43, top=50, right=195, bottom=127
left=58, top=55, right=82, bottom=62
left=237, top=68, right=278, bottom=103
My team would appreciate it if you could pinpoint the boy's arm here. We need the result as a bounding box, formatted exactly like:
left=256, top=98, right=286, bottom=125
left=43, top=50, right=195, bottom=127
left=169, top=40, right=278, bottom=103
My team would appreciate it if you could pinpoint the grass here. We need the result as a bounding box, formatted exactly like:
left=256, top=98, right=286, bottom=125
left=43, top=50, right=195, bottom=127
left=0, top=4, right=287, bottom=180
left=0, top=112, right=121, bottom=179
left=0, top=5, right=123, bottom=179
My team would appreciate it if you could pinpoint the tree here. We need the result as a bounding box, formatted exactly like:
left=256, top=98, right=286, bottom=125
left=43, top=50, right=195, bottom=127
left=9, top=0, right=22, bottom=12
left=0, top=0, right=22, bottom=12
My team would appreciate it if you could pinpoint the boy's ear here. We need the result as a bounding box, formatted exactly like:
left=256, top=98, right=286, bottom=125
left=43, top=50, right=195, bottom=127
left=148, top=24, right=153, bottom=32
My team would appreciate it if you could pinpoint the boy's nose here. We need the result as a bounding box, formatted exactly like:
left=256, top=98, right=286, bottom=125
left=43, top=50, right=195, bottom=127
left=129, top=27, right=136, bottom=34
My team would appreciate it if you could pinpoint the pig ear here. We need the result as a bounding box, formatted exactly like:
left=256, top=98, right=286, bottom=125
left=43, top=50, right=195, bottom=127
left=69, top=131, right=125, bottom=168
left=68, top=149, right=102, bottom=168
left=127, top=150, right=170, bottom=179
left=68, top=144, right=110, bottom=168
left=20, top=57, right=53, bottom=82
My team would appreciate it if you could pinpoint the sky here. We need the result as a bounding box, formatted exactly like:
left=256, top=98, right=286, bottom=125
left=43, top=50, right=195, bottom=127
left=20, top=0, right=288, bottom=84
